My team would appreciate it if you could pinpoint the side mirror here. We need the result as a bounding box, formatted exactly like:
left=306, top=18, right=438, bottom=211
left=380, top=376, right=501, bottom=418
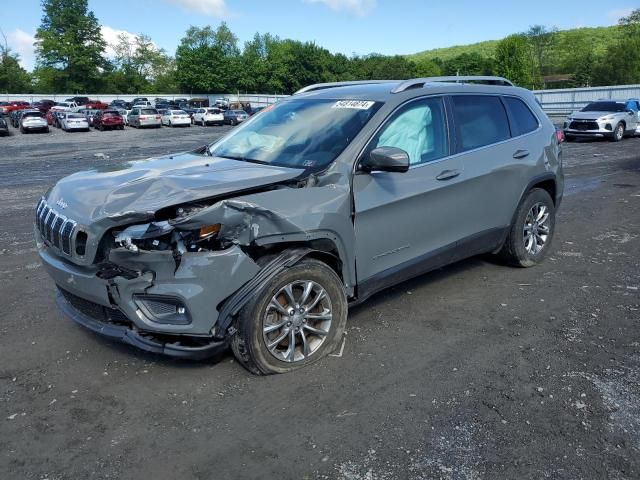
left=361, top=147, right=410, bottom=173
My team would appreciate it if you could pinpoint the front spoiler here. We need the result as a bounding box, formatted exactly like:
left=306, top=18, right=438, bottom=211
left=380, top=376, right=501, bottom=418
left=56, top=292, right=228, bottom=360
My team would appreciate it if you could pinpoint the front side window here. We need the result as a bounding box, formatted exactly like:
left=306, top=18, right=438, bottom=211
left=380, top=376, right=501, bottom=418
left=452, top=95, right=511, bottom=152
left=368, top=97, right=449, bottom=166
left=503, top=97, right=539, bottom=137
left=209, top=99, right=382, bottom=169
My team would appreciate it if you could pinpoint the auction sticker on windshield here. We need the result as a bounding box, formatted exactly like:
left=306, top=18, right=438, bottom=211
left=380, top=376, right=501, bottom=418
left=332, top=100, right=375, bottom=110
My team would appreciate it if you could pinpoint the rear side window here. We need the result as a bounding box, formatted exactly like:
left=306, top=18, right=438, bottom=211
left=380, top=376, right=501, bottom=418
left=369, top=96, right=449, bottom=166
left=452, top=95, right=510, bottom=152
left=503, top=97, right=539, bottom=136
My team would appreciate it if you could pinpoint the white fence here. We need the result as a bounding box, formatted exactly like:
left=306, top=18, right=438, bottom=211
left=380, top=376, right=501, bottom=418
left=533, top=84, right=640, bottom=115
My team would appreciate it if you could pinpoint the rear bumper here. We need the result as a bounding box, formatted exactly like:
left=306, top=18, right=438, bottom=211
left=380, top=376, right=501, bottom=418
left=56, top=292, right=228, bottom=359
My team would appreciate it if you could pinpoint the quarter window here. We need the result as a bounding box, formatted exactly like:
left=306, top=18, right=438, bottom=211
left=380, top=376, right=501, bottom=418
left=369, top=97, right=448, bottom=166
left=503, top=97, right=539, bottom=136
left=452, top=95, right=510, bottom=152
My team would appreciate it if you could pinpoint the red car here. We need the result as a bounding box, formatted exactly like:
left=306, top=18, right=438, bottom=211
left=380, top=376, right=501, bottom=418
left=93, top=110, right=124, bottom=130
left=85, top=100, right=109, bottom=110
left=0, top=101, right=30, bottom=114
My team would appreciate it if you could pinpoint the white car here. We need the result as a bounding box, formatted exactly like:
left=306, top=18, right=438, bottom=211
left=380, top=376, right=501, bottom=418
left=60, top=113, right=90, bottom=132
left=192, top=107, right=224, bottom=126
left=20, top=111, right=49, bottom=134
left=162, top=109, right=191, bottom=127
left=132, top=102, right=153, bottom=108
left=50, top=101, right=80, bottom=113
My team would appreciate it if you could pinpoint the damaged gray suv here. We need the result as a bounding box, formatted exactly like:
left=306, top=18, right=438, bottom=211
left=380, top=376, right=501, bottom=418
left=36, top=76, right=564, bottom=374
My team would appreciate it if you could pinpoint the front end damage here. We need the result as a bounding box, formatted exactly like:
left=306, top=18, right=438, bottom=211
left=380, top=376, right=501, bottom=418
left=38, top=173, right=355, bottom=359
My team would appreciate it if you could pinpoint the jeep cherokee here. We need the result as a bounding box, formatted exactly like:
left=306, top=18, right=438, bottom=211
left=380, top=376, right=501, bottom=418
left=35, top=76, right=564, bottom=374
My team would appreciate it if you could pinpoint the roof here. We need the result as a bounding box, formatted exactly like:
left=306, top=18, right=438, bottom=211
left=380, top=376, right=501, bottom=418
left=295, top=79, right=527, bottom=103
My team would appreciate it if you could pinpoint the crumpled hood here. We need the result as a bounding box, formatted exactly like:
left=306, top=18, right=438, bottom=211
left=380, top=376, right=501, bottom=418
left=45, top=152, right=303, bottom=224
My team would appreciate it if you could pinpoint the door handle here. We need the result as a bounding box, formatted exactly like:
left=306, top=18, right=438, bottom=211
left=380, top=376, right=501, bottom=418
left=513, top=149, right=529, bottom=159
left=436, top=169, right=460, bottom=181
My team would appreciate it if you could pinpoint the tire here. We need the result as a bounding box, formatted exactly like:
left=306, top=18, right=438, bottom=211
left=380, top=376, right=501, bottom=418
left=498, top=188, right=556, bottom=267
left=119, top=125, right=124, bottom=130
left=231, top=258, right=347, bottom=375
left=99, top=124, right=104, bottom=131
left=230, top=119, right=236, bottom=126
left=45, top=127, right=49, bottom=133
left=611, top=122, right=624, bottom=142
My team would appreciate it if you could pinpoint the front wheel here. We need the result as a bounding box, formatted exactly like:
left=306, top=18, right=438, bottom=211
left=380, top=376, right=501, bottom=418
left=498, top=188, right=556, bottom=267
left=611, top=122, right=624, bottom=142
left=231, top=258, right=347, bottom=375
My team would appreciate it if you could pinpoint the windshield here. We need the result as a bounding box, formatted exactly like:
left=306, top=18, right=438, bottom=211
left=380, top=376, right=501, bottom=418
left=68, top=114, right=85, bottom=119
left=581, top=102, right=626, bottom=112
left=209, top=99, right=381, bottom=169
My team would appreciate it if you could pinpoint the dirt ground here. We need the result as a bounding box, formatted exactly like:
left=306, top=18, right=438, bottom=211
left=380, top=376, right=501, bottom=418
left=0, top=121, right=639, bottom=480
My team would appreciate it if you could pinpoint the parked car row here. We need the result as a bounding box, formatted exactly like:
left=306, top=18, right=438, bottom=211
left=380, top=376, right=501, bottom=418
left=1, top=103, right=261, bottom=136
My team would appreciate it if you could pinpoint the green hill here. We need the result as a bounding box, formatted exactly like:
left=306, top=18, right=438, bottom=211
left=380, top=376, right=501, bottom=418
left=407, top=25, right=624, bottom=65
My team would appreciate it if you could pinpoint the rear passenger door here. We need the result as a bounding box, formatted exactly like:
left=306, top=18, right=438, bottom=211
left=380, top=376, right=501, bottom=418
left=449, top=94, right=543, bottom=255
left=353, top=96, right=464, bottom=283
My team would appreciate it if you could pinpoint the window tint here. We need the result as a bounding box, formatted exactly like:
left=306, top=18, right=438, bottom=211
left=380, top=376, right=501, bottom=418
left=370, top=97, right=448, bottom=166
left=503, top=97, right=539, bottom=136
left=452, top=95, right=510, bottom=152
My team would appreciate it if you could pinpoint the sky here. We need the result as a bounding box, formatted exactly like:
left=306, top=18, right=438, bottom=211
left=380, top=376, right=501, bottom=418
left=0, top=0, right=635, bottom=71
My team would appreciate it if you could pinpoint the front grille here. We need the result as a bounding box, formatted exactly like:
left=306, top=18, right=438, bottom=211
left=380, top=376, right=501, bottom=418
left=59, top=288, right=131, bottom=325
left=35, top=198, right=78, bottom=255
left=569, top=121, right=599, bottom=131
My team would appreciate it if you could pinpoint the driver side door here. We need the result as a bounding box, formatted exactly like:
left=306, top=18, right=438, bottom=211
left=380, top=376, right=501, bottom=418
left=353, top=96, right=464, bottom=289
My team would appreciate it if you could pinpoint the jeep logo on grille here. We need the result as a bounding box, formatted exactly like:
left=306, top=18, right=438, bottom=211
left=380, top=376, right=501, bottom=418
left=56, top=198, right=68, bottom=209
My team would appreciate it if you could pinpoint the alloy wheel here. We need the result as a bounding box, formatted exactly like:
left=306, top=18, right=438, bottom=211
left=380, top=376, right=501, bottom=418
left=523, top=202, right=551, bottom=255
left=262, top=280, right=332, bottom=363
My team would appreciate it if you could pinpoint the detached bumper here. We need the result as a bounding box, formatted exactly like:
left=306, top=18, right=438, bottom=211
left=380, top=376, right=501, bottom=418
left=56, top=292, right=227, bottom=359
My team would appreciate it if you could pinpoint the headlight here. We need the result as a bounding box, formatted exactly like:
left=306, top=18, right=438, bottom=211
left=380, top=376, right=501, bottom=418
left=197, top=224, right=221, bottom=240
left=600, top=115, right=614, bottom=121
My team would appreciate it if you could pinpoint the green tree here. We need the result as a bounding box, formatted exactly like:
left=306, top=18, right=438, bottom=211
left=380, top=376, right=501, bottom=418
left=442, top=52, right=494, bottom=76
left=494, top=34, right=533, bottom=88
left=525, top=25, right=557, bottom=88
left=34, top=0, right=108, bottom=92
left=0, top=32, right=32, bottom=93
left=412, top=57, right=442, bottom=77
left=175, top=23, right=240, bottom=93
left=106, top=33, right=177, bottom=93
left=593, top=9, right=640, bottom=85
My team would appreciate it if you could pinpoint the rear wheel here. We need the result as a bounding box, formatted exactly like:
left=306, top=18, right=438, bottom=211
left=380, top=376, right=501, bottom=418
left=231, top=258, right=347, bottom=375
left=498, top=188, right=556, bottom=267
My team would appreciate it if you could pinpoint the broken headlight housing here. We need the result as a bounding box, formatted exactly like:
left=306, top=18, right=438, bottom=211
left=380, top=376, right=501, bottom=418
left=113, top=221, right=223, bottom=253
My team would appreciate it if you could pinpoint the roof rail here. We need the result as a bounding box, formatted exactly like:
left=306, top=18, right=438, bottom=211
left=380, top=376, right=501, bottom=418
left=294, top=80, right=394, bottom=95
left=391, top=76, right=514, bottom=93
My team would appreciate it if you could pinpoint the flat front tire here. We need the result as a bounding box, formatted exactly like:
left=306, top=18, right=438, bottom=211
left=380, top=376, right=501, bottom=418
left=231, top=258, right=347, bottom=375
left=498, top=188, right=556, bottom=267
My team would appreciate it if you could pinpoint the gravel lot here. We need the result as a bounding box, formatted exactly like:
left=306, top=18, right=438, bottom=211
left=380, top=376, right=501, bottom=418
left=1, top=121, right=639, bottom=480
